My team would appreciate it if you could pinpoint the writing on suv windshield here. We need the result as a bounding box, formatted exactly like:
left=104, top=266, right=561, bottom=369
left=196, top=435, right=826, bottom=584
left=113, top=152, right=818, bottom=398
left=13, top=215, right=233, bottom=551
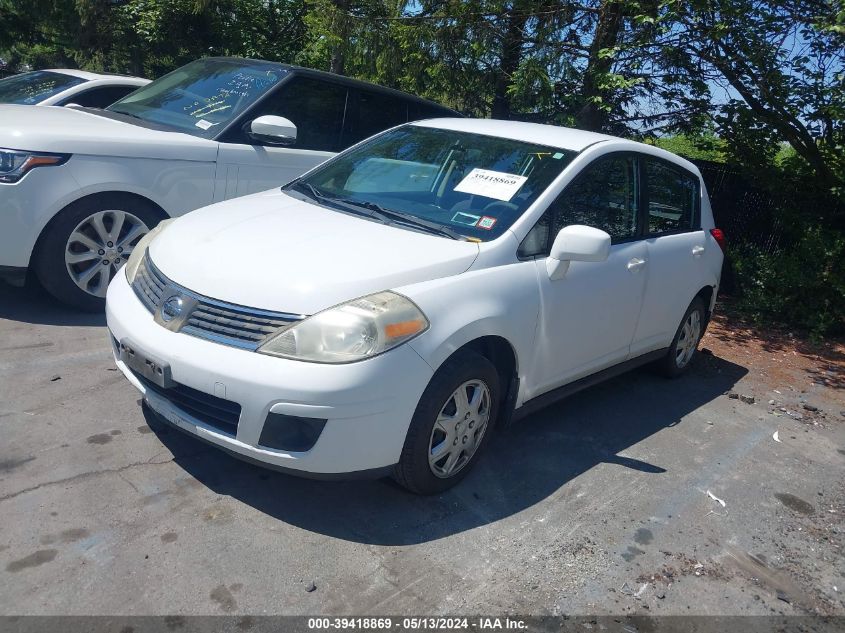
left=108, top=59, right=285, bottom=137
left=289, top=126, right=576, bottom=241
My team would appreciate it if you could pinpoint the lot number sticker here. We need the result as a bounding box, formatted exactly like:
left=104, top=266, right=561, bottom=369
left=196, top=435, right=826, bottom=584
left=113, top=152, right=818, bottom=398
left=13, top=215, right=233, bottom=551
left=454, top=168, right=528, bottom=202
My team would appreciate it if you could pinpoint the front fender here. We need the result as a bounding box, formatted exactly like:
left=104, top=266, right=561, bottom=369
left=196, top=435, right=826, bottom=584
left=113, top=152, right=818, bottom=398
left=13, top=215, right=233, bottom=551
left=401, top=260, right=540, bottom=406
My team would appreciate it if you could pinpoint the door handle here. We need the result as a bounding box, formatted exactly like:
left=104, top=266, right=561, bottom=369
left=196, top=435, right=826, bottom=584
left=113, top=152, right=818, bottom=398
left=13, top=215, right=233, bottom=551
left=627, top=257, right=647, bottom=272
left=692, top=245, right=705, bottom=257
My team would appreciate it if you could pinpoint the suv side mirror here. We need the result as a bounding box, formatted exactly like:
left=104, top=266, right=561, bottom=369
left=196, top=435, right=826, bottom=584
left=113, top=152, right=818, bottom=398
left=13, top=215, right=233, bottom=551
left=246, top=115, right=297, bottom=146
left=546, top=225, right=611, bottom=280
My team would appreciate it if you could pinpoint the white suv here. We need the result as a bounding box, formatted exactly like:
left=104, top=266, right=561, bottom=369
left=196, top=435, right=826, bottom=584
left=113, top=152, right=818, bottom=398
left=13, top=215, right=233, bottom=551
left=106, top=118, right=725, bottom=494
left=0, top=57, right=456, bottom=309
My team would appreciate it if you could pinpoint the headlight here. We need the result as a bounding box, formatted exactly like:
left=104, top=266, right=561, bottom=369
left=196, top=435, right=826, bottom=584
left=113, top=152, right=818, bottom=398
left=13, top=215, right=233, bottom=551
left=259, top=291, right=429, bottom=363
left=0, top=148, right=70, bottom=183
left=124, top=218, right=175, bottom=284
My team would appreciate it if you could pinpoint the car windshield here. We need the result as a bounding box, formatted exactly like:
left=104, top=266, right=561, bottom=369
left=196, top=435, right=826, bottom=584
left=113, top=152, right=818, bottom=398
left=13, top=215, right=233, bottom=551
left=0, top=71, right=87, bottom=104
left=288, top=125, right=577, bottom=241
left=107, top=58, right=286, bottom=137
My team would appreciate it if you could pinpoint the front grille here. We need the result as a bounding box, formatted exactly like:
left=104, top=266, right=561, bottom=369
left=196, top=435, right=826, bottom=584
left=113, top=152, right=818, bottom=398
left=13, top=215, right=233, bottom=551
left=131, top=254, right=304, bottom=351
left=182, top=301, right=298, bottom=349
left=134, top=255, right=167, bottom=312
left=131, top=369, right=241, bottom=436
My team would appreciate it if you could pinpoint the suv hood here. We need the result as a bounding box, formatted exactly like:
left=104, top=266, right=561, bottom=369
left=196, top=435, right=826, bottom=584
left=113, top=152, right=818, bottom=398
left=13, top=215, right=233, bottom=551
left=149, top=189, right=480, bottom=315
left=0, top=104, right=217, bottom=161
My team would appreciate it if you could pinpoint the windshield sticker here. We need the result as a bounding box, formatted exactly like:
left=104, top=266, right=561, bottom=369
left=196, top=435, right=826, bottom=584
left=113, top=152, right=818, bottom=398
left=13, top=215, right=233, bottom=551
left=451, top=212, right=481, bottom=227
left=477, top=216, right=497, bottom=230
left=453, top=168, right=528, bottom=202
left=195, top=119, right=214, bottom=130
left=553, top=152, right=565, bottom=159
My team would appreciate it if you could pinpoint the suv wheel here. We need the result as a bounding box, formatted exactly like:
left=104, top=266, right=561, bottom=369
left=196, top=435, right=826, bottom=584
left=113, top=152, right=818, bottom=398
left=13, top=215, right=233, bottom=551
left=393, top=349, right=500, bottom=494
left=658, top=297, right=705, bottom=378
left=34, top=195, right=161, bottom=311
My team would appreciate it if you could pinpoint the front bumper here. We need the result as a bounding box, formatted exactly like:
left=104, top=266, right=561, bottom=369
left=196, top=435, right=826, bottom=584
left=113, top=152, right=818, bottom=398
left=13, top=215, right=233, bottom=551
left=106, top=272, right=434, bottom=475
left=0, top=162, right=81, bottom=269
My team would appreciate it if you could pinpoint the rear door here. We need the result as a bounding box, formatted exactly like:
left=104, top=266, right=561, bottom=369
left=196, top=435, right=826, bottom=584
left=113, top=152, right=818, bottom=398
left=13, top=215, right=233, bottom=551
left=524, top=154, right=649, bottom=397
left=215, top=76, right=346, bottom=199
left=630, top=157, right=708, bottom=355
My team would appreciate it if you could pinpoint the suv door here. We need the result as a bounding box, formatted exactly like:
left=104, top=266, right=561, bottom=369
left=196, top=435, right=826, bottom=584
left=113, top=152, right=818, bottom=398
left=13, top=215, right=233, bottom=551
left=215, top=76, right=347, bottom=199
left=630, top=157, right=707, bottom=356
left=523, top=154, right=649, bottom=398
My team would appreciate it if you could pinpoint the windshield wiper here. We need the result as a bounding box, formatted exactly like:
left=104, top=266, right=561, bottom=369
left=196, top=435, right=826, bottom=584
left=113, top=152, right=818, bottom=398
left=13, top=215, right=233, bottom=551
left=289, top=181, right=466, bottom=241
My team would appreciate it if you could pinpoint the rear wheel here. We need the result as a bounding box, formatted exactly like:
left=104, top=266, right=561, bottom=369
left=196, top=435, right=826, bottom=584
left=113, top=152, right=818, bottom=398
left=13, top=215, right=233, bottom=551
left=34, top=195, right=161, bottom=311
left=657, top=297, right=705, bottom=378
left=393, top=349, right=500, bottom=494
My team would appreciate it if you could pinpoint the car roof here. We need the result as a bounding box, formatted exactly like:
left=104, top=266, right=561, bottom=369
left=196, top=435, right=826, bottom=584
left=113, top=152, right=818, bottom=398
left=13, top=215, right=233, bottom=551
left=411, top=118, right=624, bottom=152
left=202, top=57, right=461, bottom=116
left=44, top=68, right=146, bottom=82
left=409, top=118, right=703, bottom=173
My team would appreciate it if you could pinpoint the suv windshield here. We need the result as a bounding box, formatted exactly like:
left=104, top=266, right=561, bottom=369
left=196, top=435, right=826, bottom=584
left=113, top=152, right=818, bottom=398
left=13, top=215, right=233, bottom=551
left=0, top=71, right=86, bottom=104
left=107, top=58, right=286, bottom=137
left=288, top=125, right=577, bottom=241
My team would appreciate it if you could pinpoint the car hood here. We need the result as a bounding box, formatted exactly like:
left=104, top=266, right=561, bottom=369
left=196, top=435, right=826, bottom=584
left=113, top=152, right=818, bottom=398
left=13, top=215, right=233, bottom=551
left=0, top=104, right=217, bottom=161
left=149, top=189, right=480, bottom=315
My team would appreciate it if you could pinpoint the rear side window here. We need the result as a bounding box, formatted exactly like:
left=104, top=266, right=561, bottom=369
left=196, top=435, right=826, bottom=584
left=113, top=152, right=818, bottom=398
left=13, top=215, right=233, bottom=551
left=408, top=101, right=453, bottom=122
left=249, top=76, right=348, bottom=151
left=58, top=85, right=139, bottom=108
left=519, top=155, right=638, bottom=257
left=645, top=159, right=699, bottom=234
left=342, top=90, right=408, bottom=148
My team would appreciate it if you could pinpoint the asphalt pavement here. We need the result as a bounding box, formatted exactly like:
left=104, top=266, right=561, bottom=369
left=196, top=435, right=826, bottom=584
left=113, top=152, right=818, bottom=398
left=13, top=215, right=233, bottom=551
left=0, top=281, right=842, bottom=617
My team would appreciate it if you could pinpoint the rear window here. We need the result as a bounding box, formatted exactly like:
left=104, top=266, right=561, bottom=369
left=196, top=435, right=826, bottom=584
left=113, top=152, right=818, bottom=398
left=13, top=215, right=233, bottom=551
left=0, top=71, right=87, bottom=104
left=645, top=159, right=700, bottom=234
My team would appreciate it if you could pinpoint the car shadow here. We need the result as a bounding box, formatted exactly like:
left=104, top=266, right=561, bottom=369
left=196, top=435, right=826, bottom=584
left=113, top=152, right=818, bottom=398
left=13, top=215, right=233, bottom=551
left=145, top=351, right=748, bottom=545
left=0, top=281, right=105, bottom=327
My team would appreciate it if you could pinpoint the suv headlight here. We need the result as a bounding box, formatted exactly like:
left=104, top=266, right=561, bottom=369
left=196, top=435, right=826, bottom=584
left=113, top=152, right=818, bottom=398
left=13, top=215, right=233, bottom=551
left=124, top=218, right=174, bottom=284
left=259, top=291, right=429, bottom=363
left=0, top=148, right=70, bottom=183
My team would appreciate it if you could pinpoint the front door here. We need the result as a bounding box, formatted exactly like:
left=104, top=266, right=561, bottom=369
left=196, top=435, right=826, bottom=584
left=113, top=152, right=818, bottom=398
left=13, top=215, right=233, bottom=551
left=215, top=76, right=348, bottom=200
left=524, top=154, right=648, bottom=399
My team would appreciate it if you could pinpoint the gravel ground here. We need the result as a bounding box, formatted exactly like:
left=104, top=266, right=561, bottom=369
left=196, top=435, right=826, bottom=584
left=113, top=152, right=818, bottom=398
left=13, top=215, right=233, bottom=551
left=0, top=282, right=843, bottom=617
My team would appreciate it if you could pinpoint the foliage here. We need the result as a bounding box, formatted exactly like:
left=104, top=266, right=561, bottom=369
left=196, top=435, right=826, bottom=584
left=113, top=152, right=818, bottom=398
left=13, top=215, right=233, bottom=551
left=1, top=0, right=843, bottom=336
left=729, top=224, right=845, bottom=337
left=648, top=133, right=727, bottom=163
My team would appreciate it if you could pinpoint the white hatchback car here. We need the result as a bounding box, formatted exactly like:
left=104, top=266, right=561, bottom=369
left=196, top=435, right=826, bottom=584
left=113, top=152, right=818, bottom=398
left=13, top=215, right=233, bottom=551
left=0, top=69, right=149, bottom=106
left=106, top=118, right=725, bottom=494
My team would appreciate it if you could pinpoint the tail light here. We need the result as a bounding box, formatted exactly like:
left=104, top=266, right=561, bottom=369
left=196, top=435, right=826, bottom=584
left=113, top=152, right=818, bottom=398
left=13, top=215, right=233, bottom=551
left=710, top=228, right=726, bottom=251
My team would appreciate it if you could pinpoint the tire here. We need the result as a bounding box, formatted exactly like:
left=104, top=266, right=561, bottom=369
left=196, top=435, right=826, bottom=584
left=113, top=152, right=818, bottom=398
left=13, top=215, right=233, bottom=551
left=657, top=297, right=706, bottom=378
left=393, top=349, right=501, bottom=495
left=34, top=194, right=163, bottom=311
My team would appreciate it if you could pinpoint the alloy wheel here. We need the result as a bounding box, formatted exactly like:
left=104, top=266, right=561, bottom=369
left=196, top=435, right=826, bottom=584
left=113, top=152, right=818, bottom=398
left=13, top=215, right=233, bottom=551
left=675, top=309, right=702, bottom=369
left=64, top=210, right=150, bottom=297
left=428, top=379, right=491, bottom=478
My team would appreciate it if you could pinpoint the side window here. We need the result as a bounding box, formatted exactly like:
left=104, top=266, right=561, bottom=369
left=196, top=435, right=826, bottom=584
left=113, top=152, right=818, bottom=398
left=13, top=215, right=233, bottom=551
left=519, top=156, right=638, bottom=257
left=341, top=90, right=408, bottom=148
left=645, top=159, right=699, bottom=234
left=58, top=85, right=138, bottom=108
left=408, top=101, right=452, bottom=122
left=246, top=77, right=348, bottom=151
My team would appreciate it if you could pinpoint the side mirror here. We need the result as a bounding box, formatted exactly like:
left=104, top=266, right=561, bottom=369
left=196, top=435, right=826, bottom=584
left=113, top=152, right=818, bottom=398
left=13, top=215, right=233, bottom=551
left=546, top=225, right=611, bottom=280
left=246, top=115, right=297, bottom=146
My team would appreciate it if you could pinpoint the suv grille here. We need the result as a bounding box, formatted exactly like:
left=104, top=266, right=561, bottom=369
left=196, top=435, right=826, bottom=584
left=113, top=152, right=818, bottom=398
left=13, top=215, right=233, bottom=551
left=131, top=253, right=304, bottom=351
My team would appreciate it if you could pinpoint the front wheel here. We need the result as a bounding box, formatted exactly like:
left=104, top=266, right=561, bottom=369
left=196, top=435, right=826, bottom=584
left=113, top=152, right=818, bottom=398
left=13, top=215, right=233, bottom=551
left=393, top=349, right=500, bottom=494
left=34, top=195, right=161, bottom=311
left=657, top=297, right=706, bottom=378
